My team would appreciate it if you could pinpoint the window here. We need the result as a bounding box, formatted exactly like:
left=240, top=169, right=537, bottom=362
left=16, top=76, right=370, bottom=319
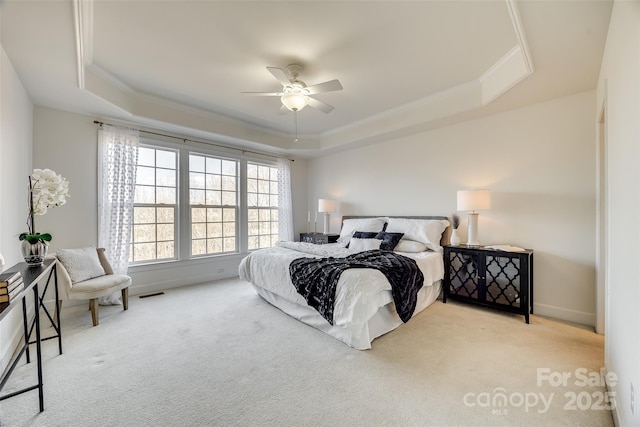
left=127, top=139, right=281, bottom=266
left=189, top=154, right=238, bottom=256
left=247, top=163, right=279, bottom=250
left=131, top=146, right=178, bottom=263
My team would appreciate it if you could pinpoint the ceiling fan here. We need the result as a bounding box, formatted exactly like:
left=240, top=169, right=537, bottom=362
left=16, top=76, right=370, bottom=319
left=242, top=64, right=343, bottom=114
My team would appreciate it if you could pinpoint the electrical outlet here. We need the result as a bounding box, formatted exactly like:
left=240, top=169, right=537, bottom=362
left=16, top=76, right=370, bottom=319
left=632, top=382, right=636, bottom=417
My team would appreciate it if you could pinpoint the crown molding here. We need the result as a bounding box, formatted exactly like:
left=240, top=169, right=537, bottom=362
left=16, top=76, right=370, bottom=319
left=506, top=0, right=534, bottom=74
left=479, top=44, right=531, bottom=105
left=72, top=0, right=93, bottom=89
left=478, top=0, right=534, bottom=105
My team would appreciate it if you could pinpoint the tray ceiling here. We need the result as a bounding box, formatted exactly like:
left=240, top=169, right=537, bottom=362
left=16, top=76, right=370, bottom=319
left=0, top=0, right=612, bottom=156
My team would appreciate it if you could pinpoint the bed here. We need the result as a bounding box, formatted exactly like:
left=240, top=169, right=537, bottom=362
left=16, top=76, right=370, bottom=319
left=238, top=215, right=451, bottom=349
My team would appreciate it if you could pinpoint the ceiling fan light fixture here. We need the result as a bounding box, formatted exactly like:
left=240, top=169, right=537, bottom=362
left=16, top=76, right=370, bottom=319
left=242, top=65, right=341, bottom=115
left=281, top=92, right=309, bottom=112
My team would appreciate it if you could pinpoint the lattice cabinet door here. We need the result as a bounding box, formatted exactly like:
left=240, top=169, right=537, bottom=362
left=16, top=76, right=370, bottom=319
left=443, top=246, right=534, bottom=323
left=485, top=254, right=524, bottom=308
left=446, top=250, right=482, bottom=300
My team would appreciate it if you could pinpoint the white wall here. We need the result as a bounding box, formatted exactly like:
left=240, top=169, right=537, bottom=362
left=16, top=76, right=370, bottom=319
left=0, top=46, right=34, bottom=372
left=32, top=108, right=98, bottom=247
left=308, top=90, right=597, bottom=326
left=597, top=1, right=640, bottom=425
left=32, top=106, right=309, bottom=296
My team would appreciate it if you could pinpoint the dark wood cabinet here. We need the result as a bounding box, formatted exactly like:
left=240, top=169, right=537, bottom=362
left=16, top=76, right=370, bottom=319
left=299, top=233, right=339, bottom=244
left=443, top=245, right=534, bottom=323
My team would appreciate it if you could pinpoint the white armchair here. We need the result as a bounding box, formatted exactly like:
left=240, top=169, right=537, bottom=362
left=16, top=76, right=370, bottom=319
left=56, top=247, right=130, bottom=326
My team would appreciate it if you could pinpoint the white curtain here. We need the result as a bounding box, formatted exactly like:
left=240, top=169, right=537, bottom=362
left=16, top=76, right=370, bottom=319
left=277, top=158, right=294, bottom=241
left=98, top=124, right=139, bottom=304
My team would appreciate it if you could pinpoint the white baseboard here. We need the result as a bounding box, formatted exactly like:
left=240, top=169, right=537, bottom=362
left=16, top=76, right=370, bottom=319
left=126, top=255, right=242, bottom=298
left=129, top=271, right=238, bottom=297
left=52, top=268, right=239, bottom=311
left=533, top=302, right=596, bottom=327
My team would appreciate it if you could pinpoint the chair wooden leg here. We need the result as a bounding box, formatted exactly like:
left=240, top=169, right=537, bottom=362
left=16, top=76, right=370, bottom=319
left=89, top=298, right=99, bottom=326
left=122, top=288, right=129, bottom=311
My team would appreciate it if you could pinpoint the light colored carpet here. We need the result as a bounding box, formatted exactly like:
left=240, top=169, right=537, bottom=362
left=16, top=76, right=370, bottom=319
left=0, top=278, right=613, bottom=426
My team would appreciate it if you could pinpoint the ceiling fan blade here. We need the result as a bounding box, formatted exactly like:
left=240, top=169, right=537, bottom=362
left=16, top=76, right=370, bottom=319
left=305, top=79, right=343, bottom=95
left=307, top=97, right=335, bottom=114
left=267, top=67, right=292, bottom=87
left=241, top=92, right=282, bottom=97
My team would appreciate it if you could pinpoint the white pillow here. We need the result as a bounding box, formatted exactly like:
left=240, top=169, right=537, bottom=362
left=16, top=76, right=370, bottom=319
left=57, top=247, right=106, bottom=283
left=338, top=217, right=387, bottom=245
left=394, top=239, right=428, bottom=253
left=349, top=237, right=382, bottom=252
left=385, top=218, right=450, bottom=252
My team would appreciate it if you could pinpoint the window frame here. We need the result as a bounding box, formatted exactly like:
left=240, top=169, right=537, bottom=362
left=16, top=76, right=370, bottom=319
left=125, top=136, right=278, bottom=270
left=130, top=143, right=180, bottom=264
left=246, top=162, right=280, bottom=251
left=188, top=152, right=240, bottom=257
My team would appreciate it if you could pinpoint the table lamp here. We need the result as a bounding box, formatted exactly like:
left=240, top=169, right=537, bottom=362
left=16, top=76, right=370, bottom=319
left=318, top=199, right=337, bottom=235
left=457, top=189, right=491, bottom=246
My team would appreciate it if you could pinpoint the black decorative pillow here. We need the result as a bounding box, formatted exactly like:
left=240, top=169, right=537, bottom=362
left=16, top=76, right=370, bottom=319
left=346, top=231, right=379, bottom=248
left=375, top=232, right=404, bottom=251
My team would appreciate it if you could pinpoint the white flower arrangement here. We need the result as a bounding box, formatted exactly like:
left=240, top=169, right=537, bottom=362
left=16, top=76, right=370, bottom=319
left=19, top=169, right=70, bottom=244
left=30, top=168, right=70, bottom=215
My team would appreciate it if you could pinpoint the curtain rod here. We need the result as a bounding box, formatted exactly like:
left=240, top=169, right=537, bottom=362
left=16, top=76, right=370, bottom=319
left=93, top=120, right=293, bottom=162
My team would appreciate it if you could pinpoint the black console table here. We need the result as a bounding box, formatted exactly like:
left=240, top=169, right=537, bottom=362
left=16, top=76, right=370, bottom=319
left=443, top=245, right=534, bottom=323
left=0, top=258, right=62, bottom=412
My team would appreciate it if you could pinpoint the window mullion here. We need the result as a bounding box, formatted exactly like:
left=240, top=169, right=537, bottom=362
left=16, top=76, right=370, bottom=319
left=179, top=147, right=191, bottom=260
left=239, top=160, right=248, bottom=253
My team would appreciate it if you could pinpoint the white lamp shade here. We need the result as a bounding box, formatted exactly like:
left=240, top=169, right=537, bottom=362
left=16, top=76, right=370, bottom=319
left=457, top=189, right=491, bottom=212
left=318, top=199, right=337, bottom=213
left=281, top=93, right=309, bottom=112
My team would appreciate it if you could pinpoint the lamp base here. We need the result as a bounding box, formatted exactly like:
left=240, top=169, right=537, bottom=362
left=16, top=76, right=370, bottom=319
left=323, top=213, right=331, bottom=235
left=466, top=212, right=481, bottom=246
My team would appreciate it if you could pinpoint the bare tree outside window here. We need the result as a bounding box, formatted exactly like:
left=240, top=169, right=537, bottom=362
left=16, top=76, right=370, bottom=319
left=126, top=141, right=279, bottom=265
left=247, top=163, right=279, bottom=250
left=189, top=154, right=238, bottom=256
left=130, top=146, right=177, bottom=263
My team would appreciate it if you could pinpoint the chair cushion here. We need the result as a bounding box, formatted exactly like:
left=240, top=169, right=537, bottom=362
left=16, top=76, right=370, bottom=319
left=57, top=247, right=106, bottom=283
left=67, top=274, right=131, bottom=300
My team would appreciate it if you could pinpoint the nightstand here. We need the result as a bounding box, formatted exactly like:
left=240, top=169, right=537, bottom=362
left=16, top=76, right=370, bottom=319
left=443, top=245, right=534, bottom=323
left=300, top=233, right=339, bottom=244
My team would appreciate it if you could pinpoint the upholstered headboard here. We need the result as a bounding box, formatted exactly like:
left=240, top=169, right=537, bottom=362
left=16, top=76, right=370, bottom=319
left=341, top=215, right=451, bottom=247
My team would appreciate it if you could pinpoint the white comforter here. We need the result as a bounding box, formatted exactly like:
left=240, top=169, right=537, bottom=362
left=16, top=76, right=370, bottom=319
left=238, top=242, right=444, bottom=334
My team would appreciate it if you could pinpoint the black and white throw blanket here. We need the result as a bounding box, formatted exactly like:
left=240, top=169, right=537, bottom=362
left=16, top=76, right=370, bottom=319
left=289, top=250, right=424, bottom=325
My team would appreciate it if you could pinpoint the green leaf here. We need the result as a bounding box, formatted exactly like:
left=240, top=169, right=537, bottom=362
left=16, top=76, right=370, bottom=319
left=18, top=232, right=52, bottom=244
left=26, top=235, right=41, bottom=244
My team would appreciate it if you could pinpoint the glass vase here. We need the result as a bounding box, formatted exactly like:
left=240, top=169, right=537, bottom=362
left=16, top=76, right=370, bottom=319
left=450, top=228, right=462, bottom=246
